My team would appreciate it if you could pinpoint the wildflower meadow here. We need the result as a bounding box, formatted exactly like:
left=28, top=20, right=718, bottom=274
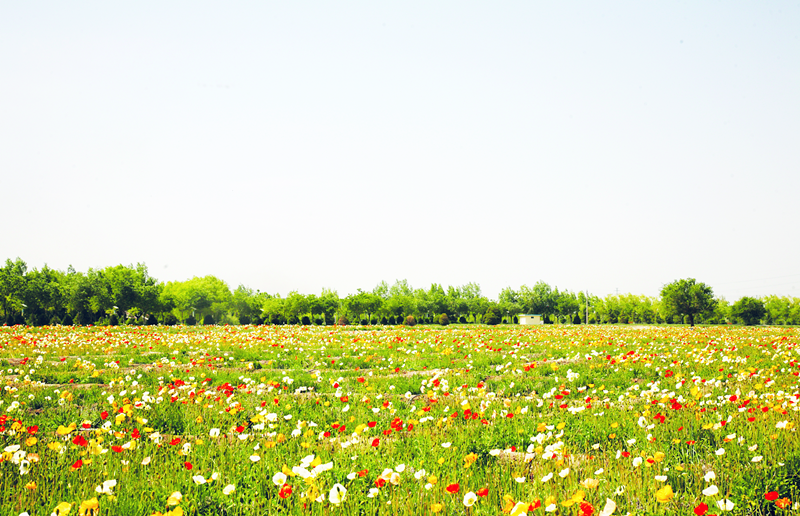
left=1, top=324, right=798, bottom=515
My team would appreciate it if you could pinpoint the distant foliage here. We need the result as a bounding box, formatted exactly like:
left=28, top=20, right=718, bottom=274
left=404, top=315, right=417, bottom=327
left=438, top=313, right=450, bottom=326
left=337, top=316, right=349, bottom=326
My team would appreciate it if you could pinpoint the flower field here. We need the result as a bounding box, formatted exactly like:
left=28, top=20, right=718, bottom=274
left=1, top=324, right=799, bottom=515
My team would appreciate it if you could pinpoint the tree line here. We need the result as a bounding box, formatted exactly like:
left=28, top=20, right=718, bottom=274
left=1, top=258, right=797, bottom=327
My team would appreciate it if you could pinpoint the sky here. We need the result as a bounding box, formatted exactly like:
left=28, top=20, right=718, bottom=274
left=1, top=1, right=798, bottom=302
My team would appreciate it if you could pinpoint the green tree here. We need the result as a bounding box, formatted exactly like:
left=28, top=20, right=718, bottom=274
left=483, top=304, right=503, bottom=325
left=731, top=297, right=766, bottom=325
left=285, top=291, right=310, bottom=324
left=261, top=295, right=286, bottom=325
left=554, top=290, right=579, bottom=323
left=0, top=258, right=28, bottom=324
left=498, top=287, right=521, bottom=324
left=161, top=276, right=231, bottom=324
left=21, top=265, right=65, bottom=325
left=318, top=289, right=340, bottom=324
left=660, top=278, right=716, bottom=327
left=231, top=285, right=264, bottom=324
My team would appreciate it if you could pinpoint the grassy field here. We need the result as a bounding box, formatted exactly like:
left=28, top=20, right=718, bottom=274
left=0, top=324, right=798, bottom=515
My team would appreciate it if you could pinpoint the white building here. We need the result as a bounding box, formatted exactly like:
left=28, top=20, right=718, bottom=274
left=518, top=314, right=543, bottom=325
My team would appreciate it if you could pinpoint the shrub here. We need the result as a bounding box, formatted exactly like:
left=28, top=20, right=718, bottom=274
left=203, top=314, right=214, bottom=325
left=337, top=316, right=349, bottom=326
left=185, top=315, right=196, bottom=326
left=404, top=315, right=417, bottom=327
left=49, top=315, right=62, bottom=326
left=458, top=316, right=467, bottom=324
left=163, top=313, right=178, bottom=326
left=301, top=316, right=311, bottom=325
left=360, top=319, right=368, bottom=325
left=109, top=314, right=119, bottom=326
left=438, top=313, right=450, bottom=326
left=269, top=313, right=285, bottom=325
left=573, top=314, right=582, bottom=324
left=239, top=315, right=252, bottom=325
left=62, top=313, right=73, bottom=326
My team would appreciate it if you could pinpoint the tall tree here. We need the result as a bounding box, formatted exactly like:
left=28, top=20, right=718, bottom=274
left=660, top=278, right=716, bottom=327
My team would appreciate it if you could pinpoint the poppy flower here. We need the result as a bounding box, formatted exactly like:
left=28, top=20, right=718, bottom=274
left=775, top=498, right=791, bottom=509
left=446, top=483, right=459, bottom=494
left=477, top=488, right=489, bottom=497
left=463, top=491, right=478, bottom=507
left=184, top=462, right=193, bottom=470
left=765, top=492, right=779, bottom=501
left=694, top=502, right=709, bottom=515
left=655, top=485, right=674, bottom=503
left=597, top=498, right=616, bottom=516
left=71, top=459, right=83, bottom=470
left=717, top=499, right=735, bottom=511
left=79, top=497, right=98, bottom=516
left=329, top=483, right=347, bottom=505
left=371, top=438, right=380, bottom=447
left=278, top=484, right=292, bottom=499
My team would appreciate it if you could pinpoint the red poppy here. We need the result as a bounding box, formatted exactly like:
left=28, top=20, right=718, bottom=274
left=279, top=484, right=292, bottom=499
left=580, top=501, right=595, bottom=516
left=694, top=502, right=709, bottom=515
left=26, top=425, right=38, bottom=435
left=170, top=438, right=181, bottom=446
left=765, top=492, right=779, bottom=501
left=477, top=488, right=489, bottom=497
left=446, top=483, right=459, bottom=494
left=101, top=411, right=109, bottom=420
left=375, top=478, right=386, bottom=488
left=111, top=445, right=123, bottom=453
left=72, top=435, right=88, bottom=447
left=371, top=438, right=380, bottom=447
left=70, top=459, right=83, bottom=470
left=184, top=462, right=193, bottom=470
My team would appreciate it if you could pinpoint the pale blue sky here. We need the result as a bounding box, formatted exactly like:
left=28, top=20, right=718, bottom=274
left=2, top=2, right=798, bottom=301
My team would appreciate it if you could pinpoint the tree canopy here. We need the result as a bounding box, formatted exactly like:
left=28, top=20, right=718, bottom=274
left=660, top=278, right=716, bottom=327
left=2, top=257, right=798, bottom=327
